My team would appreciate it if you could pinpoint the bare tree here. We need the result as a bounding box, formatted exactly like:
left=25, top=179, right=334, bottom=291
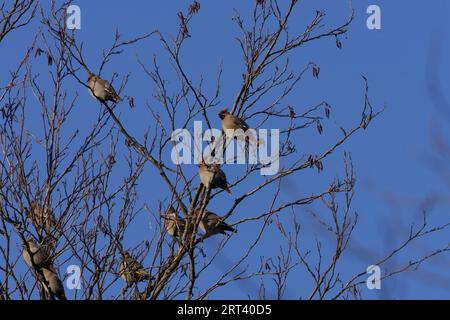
left=0, top=0, right=448, bottom=300
left=0, top=0, right=36, bottom=43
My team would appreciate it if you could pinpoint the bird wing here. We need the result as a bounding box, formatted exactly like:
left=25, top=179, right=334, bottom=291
left=176, top=217, right=186, bottom=229
left=232, top=115, right=250, bottom=131
left=216, top=168, right=227, bottom=180
left=205, top=212, right=221, bottom=225
left=128, top=257, right=144, bottom=270
left=99, top=78, right=119, bottom=97
left=206, top=164, right=218, bottom=173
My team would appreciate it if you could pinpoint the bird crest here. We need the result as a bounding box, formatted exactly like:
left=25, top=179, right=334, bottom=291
left=218, top=108, right=230, bottom=119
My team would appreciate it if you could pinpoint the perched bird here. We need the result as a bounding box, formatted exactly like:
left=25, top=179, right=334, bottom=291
left=196, top=209, right=236, bottom=237
left=41, top=265, right=67, bottom=300
left=218, top=108, right=260, bottom=144
left=26, top=202, right=56, bottom=237
left=164, top=206, right=186, bottom=238
left=198, top=160, right=232, bottom=194
left=22, top=237, right=51, bottom=269
left=87, top=73, right=121, bottom=103
left=119, top=252, right=152, bottom=285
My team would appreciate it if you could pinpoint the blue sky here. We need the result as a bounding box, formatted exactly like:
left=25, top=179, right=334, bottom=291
left=1, top=0, right=449, bottom=299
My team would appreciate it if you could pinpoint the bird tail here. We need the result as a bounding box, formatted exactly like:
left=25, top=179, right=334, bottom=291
left=224, top=186, right=232, bottom=194
left=222, top=224, right=237, bottom=234
left=111, top=93, right=122, bottom=103
left=139, top=270, right=152, bottom=281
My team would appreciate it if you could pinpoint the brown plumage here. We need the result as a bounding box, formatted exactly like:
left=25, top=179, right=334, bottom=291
left=22, top=236, right=65, bottom=299
left=22, top=237, right=51, bottom=269
left=164, top=206, right=186, bottom=237
left=41, top=265, right=66, bottom=300
left=219, top=108, right=249, bottom=131
left=26, top=202, right=56, bottom=237
left=196, top=209, right=236, bottom=237
left=87, top=73, right=121, bottom=103
left=119, top=252, right=152, bottom=285
left=218, top=108, right=260, bottom=145
left=198, top=160, right=232, bottom=194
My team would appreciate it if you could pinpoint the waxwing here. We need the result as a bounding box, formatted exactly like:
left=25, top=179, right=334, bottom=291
left=198, top=161, right=231, bottom=194
left=164, top=206, right=186, bottom=238
left=196, top=209, right=236, bottom=237
left=41, top=265, right=67, bottom=300
left=22, top=237, right=51, bottom=269
left=87, top=73, right=121, bottom=103
left=218, top=108, right=261, bottom=145
left=119, top=252, right=152, bottom=285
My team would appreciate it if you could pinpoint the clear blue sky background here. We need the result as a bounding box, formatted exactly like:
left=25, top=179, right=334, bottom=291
left=1, top=0, right=449, bottom=299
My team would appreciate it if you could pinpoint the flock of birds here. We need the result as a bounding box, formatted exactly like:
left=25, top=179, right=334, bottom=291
left=21, top=73, right=257, bottom=299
